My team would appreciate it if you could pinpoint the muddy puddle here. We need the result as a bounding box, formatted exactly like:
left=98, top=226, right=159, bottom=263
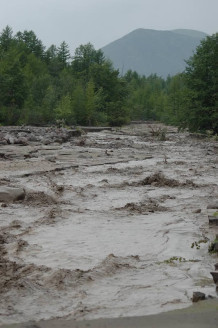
left=0, top=123, right=218, bottom=325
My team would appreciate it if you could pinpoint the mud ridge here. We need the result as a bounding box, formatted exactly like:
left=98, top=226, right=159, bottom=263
left=0, top=123, right=217, bottom=323
left=116, top=201, right=168, bottom=213
left=46, top=254, right=140, bottom=289
left=133, top=172, right=198, bottom=188
left=23, top=191, right=58, bottom=206
left=20, top=164, right=79, bottom=178
left=105, top=172, right=198, bottom=189
left=0, top=249, right=140, bottom=296
left=106, top=166, right=144, bottom=176
left=0, top=231, right=49, bottom=294
left=0, top=224, right=140, bottom=295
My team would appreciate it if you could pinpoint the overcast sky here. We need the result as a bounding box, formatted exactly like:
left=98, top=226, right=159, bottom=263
left=0, top=0, right=217, bottom=54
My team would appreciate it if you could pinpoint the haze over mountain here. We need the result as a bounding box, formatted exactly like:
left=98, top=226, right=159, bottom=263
left=101, top=29, right=208, bottom=78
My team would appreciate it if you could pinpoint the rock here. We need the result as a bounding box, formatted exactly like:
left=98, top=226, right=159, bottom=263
left=193, top=209, right=201, bottom=213
left=0, top=187, right=26, bottom=202
left=192, top=291, right=206, bottom=302
left=207, top=295, right=215, bottom=299
left=208, top=216, right=218, bottom=225
left=0, top=139, right=8, bottom=145
left=210, top=271, right=218, bottom=284
left=45, top=155, right=56, bottom=162
left=78, top=154, right=88, bottom=159
left=207, top=203, right=218, bottom=209
left=68, top=129, right=82, bottom=137
left=42, top=138, right=52, bottom=145
left=215, top=263, right=218, bottom=271
left=1, top=203, right=7, bottom=207
left=4, top=134, right=15, bottom=144
left=15, top=137, right=29, bottom=145
left=28, top=135, right=39, bottom=142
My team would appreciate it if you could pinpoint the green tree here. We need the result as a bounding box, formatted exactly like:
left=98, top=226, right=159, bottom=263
left=0, top=25, right=14, bottom=52
left=183, top=33, right=218, bottom=133
left=71, top=82, right=86, bottom=124
left=85, top=80, right=96, bottom=125
left=57, top=41, right=70, bottom=67
left=54, top=94, right=74, bottom=124
left=15, top=30, right=45, bottom=59
left=72, top=43, right=105, bottom=82
left=0, top=57, right=27, bottom=124
left=163, top=74, right=186, bottom=124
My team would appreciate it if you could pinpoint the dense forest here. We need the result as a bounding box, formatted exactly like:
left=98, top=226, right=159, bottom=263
left=0, top=26, right=217, bottom=133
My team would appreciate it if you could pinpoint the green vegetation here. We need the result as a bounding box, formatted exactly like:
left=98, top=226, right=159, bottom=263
left=208, top=235, right=218, bottom=254
left=157, top=257, right=200, bottom=265
left=0, top=26, right=217, bottom=133
left=123, top=32, right=217, bottom=134
left=0, top=26, right=128, bottom=127
left=191, top=239, right=208, bottom=250
left=163, top=256, right=186, bottom=264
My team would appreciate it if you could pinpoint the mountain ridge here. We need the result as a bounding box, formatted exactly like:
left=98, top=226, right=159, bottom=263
left=101, top=29, right=208, bottom=78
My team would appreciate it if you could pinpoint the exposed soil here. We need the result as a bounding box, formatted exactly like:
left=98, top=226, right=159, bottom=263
left=0, top=122, right=218, bottom=326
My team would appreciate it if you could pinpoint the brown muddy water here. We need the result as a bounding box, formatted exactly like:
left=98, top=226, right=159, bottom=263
left=0, top=123, right=218, bottom=325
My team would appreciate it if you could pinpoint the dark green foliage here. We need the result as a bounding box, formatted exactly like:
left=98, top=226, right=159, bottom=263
left=0, top=26, right=216, bottom=132
left=57, top=41, right=71, bottom=67
left=182, top=34, right=218, bottom=133
left=123, top=33, right=217, bottom=134
left=15, top=30, right=45, bottom=59
left=0, top=25, right=14, bottom=52
left=0, top=27, right=129, bottom=126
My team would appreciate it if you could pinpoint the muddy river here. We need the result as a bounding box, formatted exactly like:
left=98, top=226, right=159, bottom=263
left=0, top=123, right=217, bottom=325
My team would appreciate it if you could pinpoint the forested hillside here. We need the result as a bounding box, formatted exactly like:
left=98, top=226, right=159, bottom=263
left=0, top=26, right=217, bottom=133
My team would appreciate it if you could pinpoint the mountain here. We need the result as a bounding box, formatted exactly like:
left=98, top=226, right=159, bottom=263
left=101, top=29, right=208, bottom=78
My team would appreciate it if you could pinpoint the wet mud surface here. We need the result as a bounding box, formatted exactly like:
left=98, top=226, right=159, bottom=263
left=0, top=123, right=218, bottom=325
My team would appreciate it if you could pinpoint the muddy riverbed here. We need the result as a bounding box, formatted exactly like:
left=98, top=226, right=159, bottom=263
left=0, top=123, right=218, bottom=325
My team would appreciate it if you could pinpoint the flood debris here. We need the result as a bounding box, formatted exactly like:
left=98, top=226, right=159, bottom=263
left=0, top=123, right=217, bottom=325
left=116, top=200, right=168, bottom=214
left=23, top=191, right=57, bottom=206
left=133, top=172, right=197, bottom=188
left=0, top=186, right=25, bottom=202
left=0, top=126, right=82, bottom=146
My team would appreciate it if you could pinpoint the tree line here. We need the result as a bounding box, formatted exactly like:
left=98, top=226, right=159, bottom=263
left=0, top=26, right=217, bottom=133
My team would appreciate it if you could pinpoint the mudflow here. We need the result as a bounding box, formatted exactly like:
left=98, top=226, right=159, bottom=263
left=0, top=123, right=218, bottom=325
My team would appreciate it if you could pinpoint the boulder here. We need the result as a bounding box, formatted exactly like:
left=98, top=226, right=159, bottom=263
left=15, top=137, right=29, bottom=145
left=0, top=187, right=26, bottom=202
left=210, top=271, right=218, bottom=284
left=214, top=242, right=218, bottom=251
left=192, top=292, right=206, bottom=302
left=207, top=203, right=218, bottom=209
left=42, top=138, right=52, bottom=145
left=208, top=216, right=218, bottom=225
left=28, top=135, right=39, bottom=142
left=4, top=134, right=16, bottom=144
left=0, top=140, right=8, bottom=145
